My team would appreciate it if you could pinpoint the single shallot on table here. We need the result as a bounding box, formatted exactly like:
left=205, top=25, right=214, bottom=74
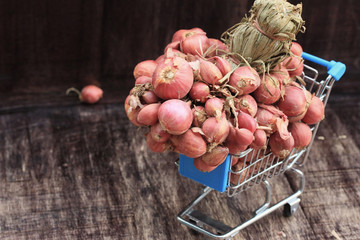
left=66, top=85, right=103, bottom=104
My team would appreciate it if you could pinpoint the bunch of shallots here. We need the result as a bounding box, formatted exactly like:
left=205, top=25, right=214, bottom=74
left=125, top=27, right=325, bottom=173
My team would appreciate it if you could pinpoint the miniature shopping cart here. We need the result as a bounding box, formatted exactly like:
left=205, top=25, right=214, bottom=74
left=176, top=52, right=346, bottom=239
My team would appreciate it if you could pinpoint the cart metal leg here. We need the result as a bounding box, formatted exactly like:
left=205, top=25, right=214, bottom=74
left=177, top=167, right=305, bottom=239
left=255, top=180, right=271, bottom=215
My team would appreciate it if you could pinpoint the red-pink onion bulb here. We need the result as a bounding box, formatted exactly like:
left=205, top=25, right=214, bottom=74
left=199, top=58, right=223, bottom=85
left=172, top=28, right=206, bottom=42
left=289, top=122, right=312, bottom=149
left=152, top=56, right=194, bottom=99
left=189, top=82, right=210, bottom=103
left=196, top=146, right=229, bottom=166
left=253, top=74, right=281, bottom=104
left=181, top=34, right=209, bottom=57
left=236, top=110, right=257, bottom=133
left=124, top=95, right=143, bottom=127
left=170, top=129, right=207, bottom=158
left=133, top=60, right=157, bottom=79
left=158, top=99, right=193, bottom=135
left=269, top=131, right=294, bottom=158
left=234, top=94, right=258, bottom=117
left=150, top=122, right=171, bottom=143
left=206, top=38, right=229, bottom=57
left=136, top=103, right=161, bottom=126
left=201, top=113, right=230, bottom=144
left=278, top=86, right=307, bottom=117
left=192, top=106, right=207, bottom=127
left=302, top=95, right=325, bottom=125
left=146, top=133, right=168, bottom=153
left=205, top=97, right=224, bottom=118
left=229, top=66, right=261, bottom=95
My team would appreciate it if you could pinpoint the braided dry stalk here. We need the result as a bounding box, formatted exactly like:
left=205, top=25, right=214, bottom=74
left=221, top=0, right=305, bottom=72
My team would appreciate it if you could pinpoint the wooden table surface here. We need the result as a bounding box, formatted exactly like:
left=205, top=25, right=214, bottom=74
left=0, top=81, right=359, bottom=240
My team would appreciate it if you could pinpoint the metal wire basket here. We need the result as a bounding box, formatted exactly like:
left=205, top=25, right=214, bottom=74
left=176, top=52, right=346, bottom=239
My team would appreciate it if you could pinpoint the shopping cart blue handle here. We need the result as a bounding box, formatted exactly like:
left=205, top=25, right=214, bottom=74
left=302, top=52, right=346, bottom=81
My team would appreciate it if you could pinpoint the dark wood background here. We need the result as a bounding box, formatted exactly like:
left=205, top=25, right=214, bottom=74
left=0, top=0, right=359, bottom=106
left=0, top=0, right=359, bottom=239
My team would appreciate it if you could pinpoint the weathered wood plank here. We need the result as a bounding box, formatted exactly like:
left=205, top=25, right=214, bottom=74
left=0, top=103, right=320, bottom=239
left=0, top=106, right=137, bottom=239
left=300, top=168, right=360, bottom=239
left=0, top=96, right=359, bottom=239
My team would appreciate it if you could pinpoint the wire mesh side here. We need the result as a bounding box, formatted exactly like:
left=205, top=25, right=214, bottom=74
left=296, top=64, right=336, bottom=166
left=227, top=63, right=335, bottom=197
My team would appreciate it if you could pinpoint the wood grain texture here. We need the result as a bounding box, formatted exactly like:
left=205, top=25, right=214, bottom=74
left=1, top=94, right=360, bottom=239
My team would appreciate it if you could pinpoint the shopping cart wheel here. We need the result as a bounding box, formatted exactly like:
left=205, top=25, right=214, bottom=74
left=283, top=197, right=300, bottom=217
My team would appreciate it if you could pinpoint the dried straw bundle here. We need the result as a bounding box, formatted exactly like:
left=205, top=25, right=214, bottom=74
left=222, top=0, right=305, bottom=70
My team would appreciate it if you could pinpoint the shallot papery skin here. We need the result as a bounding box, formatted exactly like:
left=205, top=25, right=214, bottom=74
left=234, top=94, right=258, bottom=117
left=287, top=89, right=311, bottom=122
left=229, top=66, right=261, bottom=95
left=133, top=60, right=157, bottom=79
left=256, top=104, right=290, bottom=139
left=199, top=59, right=223, bottom=85
left=224, top=126, right=253, bottom=155
left=288, top=110, right=307, bottom=123
left=202, top=113, right=230, bottom=144
left=289, top=122, right=312, bottom=149
left=205, top=97, right=224, bottom=118
left=155, top=55, right=165, bottom=63
left=189, top=82, right=210, bottom=103
left=164, top=41, right=181, bottom=53
left=230, top=171, right=248, bottom=186
left=193, top=158, right=217, bottom=172
left=192, top=106, right=207, bottom=127
left=135, top=76, right=152, bottom=85
left=230, top=160, right=249, bottom=185
left=80, top=85, right=103, bottom=104
left=172, top=27, right=206, bottom=42
left=197, top=146, right=229, bottom=166
left=302, top=95, right=325, bottom=125
left=275, top=117, right=291, bottom=140
left=212, top=56, right=232, bottom=76
left=146, top=133, right=168, bottom=153
left=250, top=129, right=267, bottom=150
left=232, top=155, right=263, bottom=183
left=271, top=67, right=291, bottom=86
left=282, top=56, right=304, bottom=77
left=150, top=122, right=171, bottom=143
left=231, top=156, right=240, bottom=166
left=255, top=106, right=278, bottom=132
left=278, top=86, right=307, bottom=117
left=170, top=129, right=207, bottom=158
left=124, top=95, right=143, bottom=127
left=236, top=110, right=257, bottom=133
left=181, top=34, right=209, bottom=57
left=158, top=99, right=193, bottom=135
left=269, top=131, right=294, bottom=159
left=141, top=91, right=159, bottom=104
left=152, top=56, right=194, bottom=99
left=290, top=42, right=303, bottom=57
left=206, top=38, right=229, bottom=57
left=136, top=103, right=161, bottom=126
left=164, top=48, right=186, bottom=59
left=253, top=74, right=281, bottom=104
